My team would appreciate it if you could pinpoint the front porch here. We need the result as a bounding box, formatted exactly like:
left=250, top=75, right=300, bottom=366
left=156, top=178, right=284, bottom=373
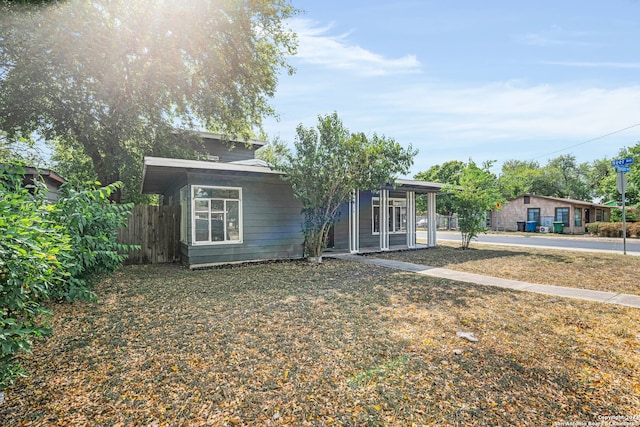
left=335, top=180, right=442, bottom=254
left=324, top=243, right=431, bottom=256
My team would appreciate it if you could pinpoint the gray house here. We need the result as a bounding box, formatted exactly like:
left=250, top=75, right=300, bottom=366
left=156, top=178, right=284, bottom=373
left=141, top=132, right=442, bottom=268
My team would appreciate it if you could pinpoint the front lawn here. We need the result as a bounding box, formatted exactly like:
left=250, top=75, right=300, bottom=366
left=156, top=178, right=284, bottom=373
left=2, top=259, right=639, bottom=426
left=385, top=240, right=640, bottom=296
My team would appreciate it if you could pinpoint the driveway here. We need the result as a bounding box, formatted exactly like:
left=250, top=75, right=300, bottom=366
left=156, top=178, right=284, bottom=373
left=420, top=230, right=640, bottom=256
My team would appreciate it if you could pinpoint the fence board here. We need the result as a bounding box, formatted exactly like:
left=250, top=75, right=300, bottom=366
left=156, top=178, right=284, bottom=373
left=117, top=205, right=181, bottom=264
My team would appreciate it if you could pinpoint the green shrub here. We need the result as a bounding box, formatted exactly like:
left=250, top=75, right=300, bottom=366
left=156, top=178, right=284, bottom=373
left=50, top=182, right=137, bottom=302
left=586, top=222, right=600, bottom=235
left=0, top=164, right=137, bottom=390
left=628, top=222, right=640, bottom=238
left=0, top=164, right=71, bottom=390
left=610, top=208, right=639, bottom=223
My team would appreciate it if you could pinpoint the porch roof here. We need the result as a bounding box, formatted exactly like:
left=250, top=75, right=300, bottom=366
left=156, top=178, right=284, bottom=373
left=392, top=179, right=444, bottom=194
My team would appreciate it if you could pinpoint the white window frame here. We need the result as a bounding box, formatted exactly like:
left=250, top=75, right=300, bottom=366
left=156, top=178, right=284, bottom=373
left=372, top=197, right=407, bottom=235
left=180, top=186, right=188, bottom=243
left=191, top=185, right=243, bottom=245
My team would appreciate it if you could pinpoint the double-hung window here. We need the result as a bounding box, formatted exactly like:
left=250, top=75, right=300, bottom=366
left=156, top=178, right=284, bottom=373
left=555, top=207, right=570, bottom=227
left=372, top=197, right=407, bottom=234
left=192, top=186, right=242, bottom=244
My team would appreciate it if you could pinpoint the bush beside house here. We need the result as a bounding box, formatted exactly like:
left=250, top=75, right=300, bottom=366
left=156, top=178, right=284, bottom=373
left=0, top=163, right=136, bottom=394
left=586, top=221, right=640, bottom=238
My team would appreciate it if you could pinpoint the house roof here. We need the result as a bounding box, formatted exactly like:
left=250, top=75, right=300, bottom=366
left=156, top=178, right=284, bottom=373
left=516, top=194, right=611, bottom=209
left=142, top=157, right=445, bottom=195
left=21, top=166, right=66, bottom=186
left=142, top=156, right=282, bottom=194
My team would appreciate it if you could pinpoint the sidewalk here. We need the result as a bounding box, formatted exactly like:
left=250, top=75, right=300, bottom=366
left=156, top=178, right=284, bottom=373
left=329, top=253, right=640, bottom=309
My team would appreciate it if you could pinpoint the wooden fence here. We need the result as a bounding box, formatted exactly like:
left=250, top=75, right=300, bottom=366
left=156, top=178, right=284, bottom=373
left=117, top=205, right=181, bottom=264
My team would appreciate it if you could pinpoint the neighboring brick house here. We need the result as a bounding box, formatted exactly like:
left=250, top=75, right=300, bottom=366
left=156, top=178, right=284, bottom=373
left=489, top=194, right=612, bottom=234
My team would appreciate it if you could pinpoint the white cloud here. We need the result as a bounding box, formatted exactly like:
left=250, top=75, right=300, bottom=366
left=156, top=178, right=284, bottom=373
left=543, top=61, right=640, bottom=69
left=289, top=18, right=422, bottom=77
left=518, top=27, right=599, bottom=48
left=372, top=81, right=640, bottom=143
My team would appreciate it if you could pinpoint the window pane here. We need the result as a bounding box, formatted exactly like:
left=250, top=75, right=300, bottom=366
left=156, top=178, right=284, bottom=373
left=194, top=199, right=209, bottom=212
left=574, top=208, right=582, bottom=227
left=400, top=207, right=407, bottom=232
left=194, top=187, right=240, bottom=199
left=226, top=201, right=240, bottom=241
left=389, top=206, right=394, bottom=231
left=556, top=208, right=570, bottom=226
left=210, top=213, right=225, bottom=241
left=210, top=199, right=224, bottom=212
left=195, top=212, right=209, bottom=242
left=373, top=206, right=380, bottom=233
left=596, top=209, right=604, bottom=222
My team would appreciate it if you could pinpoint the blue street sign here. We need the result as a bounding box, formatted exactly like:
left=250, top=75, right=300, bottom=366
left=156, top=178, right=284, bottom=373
left=617, top=166, right=631, bottom=173
left=611, top=157, right=634, bottom=167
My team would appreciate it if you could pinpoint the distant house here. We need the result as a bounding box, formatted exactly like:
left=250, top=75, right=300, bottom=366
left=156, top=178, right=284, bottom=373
left=141, top=132, right=443, bottom=268
left=489, top=194, right=612, bottom=234
left=1, top=164, right=66, bottom=202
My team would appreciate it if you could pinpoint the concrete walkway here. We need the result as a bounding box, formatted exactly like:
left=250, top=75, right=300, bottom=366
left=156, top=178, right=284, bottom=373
left=329, top=253, right=640, bottom=309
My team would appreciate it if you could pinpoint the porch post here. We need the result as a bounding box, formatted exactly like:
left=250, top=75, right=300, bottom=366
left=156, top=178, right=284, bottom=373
left=379, top=189, right=389, bottom=250
left=349, top=189, right=360, bottom=253
left=406, top=191, right=416, bottom=248
left=427, top=192, right=437, bottom=247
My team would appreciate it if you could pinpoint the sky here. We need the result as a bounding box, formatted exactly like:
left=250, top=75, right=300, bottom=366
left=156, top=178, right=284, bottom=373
left=262, top=0, right=640, bottom=178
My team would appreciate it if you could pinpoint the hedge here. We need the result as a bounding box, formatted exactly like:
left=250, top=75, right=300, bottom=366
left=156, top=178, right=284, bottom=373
left=586, top=221, right=640, bottom=238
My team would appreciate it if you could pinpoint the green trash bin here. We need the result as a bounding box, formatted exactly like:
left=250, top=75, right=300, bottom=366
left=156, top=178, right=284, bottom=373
left=553, top=221, right=564, bottom=233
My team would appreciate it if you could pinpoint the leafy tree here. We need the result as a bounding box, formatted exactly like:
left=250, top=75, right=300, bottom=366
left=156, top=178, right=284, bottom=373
left=592, top=144, right=639, bottom=207
left=267, top=112, right=416, bottom=260
left=498, top=159, right=544, bottom=200
left=0, top=131, right=44, bottom=165
left=446, top=160, right=504, bottom=249
left=545, top=155, right=591, bottom=200
left=589, top=158, right=617, bottom=202
left=414, top=161, right=464, bottom=215
left=498, top=155, right=592, bottom=201
left=0, top=0, right=298, bottom=202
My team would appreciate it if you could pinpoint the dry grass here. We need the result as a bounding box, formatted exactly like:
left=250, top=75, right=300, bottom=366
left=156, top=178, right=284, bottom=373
left=376, top=240, right=640, bottom=296
left=2, top=258, right=640, bottom=426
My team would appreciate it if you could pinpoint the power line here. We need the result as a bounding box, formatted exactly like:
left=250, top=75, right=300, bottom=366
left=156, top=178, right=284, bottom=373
left=529, top=121, right=640, bottom=160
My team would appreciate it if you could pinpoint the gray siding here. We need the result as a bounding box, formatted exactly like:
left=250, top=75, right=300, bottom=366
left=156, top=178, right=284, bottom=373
left=333, top=190, right=408, bottom=249
left=202, top=138, right=260, bottom=162
left=184, top=172, right=304, bottom=266
left=332, top=203, right=350, bottom=250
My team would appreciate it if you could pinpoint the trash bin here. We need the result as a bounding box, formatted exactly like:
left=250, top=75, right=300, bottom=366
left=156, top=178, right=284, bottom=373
left=553, top=221, right=564, bottom=233
left=526, top=221, right=537, bottom=232
left=516, top=221, right=526, bottom=232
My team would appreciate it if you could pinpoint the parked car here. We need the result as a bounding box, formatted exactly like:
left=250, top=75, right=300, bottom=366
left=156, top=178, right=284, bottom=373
left=417, top=218, right=428, bottom=228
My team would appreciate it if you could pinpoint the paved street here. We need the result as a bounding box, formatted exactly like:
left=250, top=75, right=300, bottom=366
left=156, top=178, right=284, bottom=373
left=418, top=230, right=640, bottom=256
